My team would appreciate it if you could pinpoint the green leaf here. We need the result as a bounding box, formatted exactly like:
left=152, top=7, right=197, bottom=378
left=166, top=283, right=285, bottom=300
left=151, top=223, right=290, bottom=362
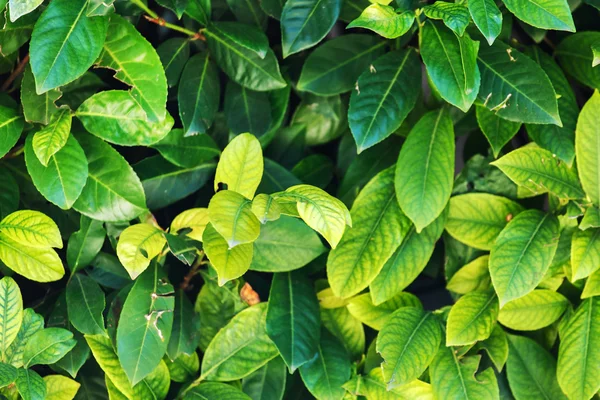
left=226, top=0, right=267, bottom=29
left=0, top=105, right=23, bottom=159
left=506, top=334, right=566, bottom=400
left=185, top=382, right=251, bottom=400
left=251, top=194, right=281, bottom=224
left=498, top=289, right=568, bottom=331
left=557, top=297, right=600, bottom=400
left=347, top=292, right=421, bottom=331
left=20, top=65, right=61, bottom=125
left=4, top=308, right=43, bottom=367
left=348, top=49, right=420, bottom=152
left=167, top=290, right=198, bottom=360
left=208, top=190, right=260, bottom=248
left=292, top=154, right=334, bottom=189
left=445, top=193, right=525, bottom=250
left=446, top=290, right=499, bottom=346
left=76, top=90, right=174, bottom=146
left=205, top=22, right=287, bottom=91
left=72, top=133, right=147, bottom=222
left=377, top=307, right=442, bottom=388
left=291, top=94, right=345, bottom=146
left=15, top=369, right=46, bottom=400
left=8, top=0, right=43, bottom=22
left=66, top=274, right=105, bottom=336
left=66, top=216, right=105, bottom=273
left=328, top=167, right=411, bottom=298
left=86, top=0, right=115, bottom=16
left=116, top=223, right=166, bottom=279
left=468, top=0, right=502, bottom=45
left=489, top=210, right=559, bottom=306
left=185, top=0, right=211, bottom=25
left=0, top=234, right=64, bottom=282
left=370, top=211, right=446, bottom=304
left=29, top=0, right=108, bottom=93
left=583, top=269, right=600, bottom=298
left=116, top=263, right=174, bottom=385
left=0, top=362, right=17, bottom=389
left=178, top=53, right=220, bottom=136
left=274, top=185, right=351, bottom=249
left=170, top=208, right=209, bottom=242
left=266, top=271, right=320, bottom=372
left=200, top=303, right=278, bottom=381
left=242, top=357, right=286, bottom=400
left=491, top=146, right=584, bottom=199
left=260, top=0, right=284, bottom=19
left=446, top=255, right=492, bottom=294
left=581, top=206, right=600, bottom=231
left=0, top=210, right=62, bottom=248
left=420, top=21, right=480, bottom=112
left=321, top=306, right=365, bottom=359
left=576, top=91, right=600, bottom=205
left=215, top=133, right=264, bottom=199
left=472, top=324, right=508, bottom=370
left=156, top=0, right=188, bottom=18
left=395, top=109, right=454, bottom=232
left=502, top=0, right=574, bottom=31
left=96, top=14, right=167, bottom=122
left=224, top=82, right=272, bottom=137
left=166, top=352, right=199, bottom=383
left=24, top=134, right=88, bottom=210
left=423, top=1, right=470, bottom=36
left=203, top=223, right=253, bottom=286
left=208, top=21, right=269, bottom=57
left=0, top=169, right=18, bottom=220
left=571, top=228, right=600, bottom=281
left=45, top=375, right=80, bottom=400
left=299, top=329, right=351, bottom=400
left=430, top=348, right=499, bottom=400
left=476, top=106, right=521, bottom=158
left=85, top=334, right=135, bottom=398
left=477, top=41, right=561, bottom=125
left=347, top=5, right=414, bottom=39
left=0, top=277, right=22, bottom=361
left=280, top=0, right=341, bottom=57
left=297, top=34, right=386, bottom=96
left=344, top=368, right=434, bottom=400
left=32, top=108, right=71, bottom=167
left=157, top=38, right=189, bottom=87
left=23, top=328, right=76, bottom=367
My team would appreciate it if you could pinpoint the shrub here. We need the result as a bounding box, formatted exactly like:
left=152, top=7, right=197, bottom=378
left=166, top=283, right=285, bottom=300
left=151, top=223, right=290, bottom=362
left=0, top=0, right=599, bottom=399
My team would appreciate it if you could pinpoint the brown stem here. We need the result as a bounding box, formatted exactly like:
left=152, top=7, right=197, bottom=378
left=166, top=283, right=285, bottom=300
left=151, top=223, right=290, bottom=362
left=1, top=53, right=29, bottom=92
left=143, top=15, right=204, bottom=40
left=180, top=252, right=205, bottom=291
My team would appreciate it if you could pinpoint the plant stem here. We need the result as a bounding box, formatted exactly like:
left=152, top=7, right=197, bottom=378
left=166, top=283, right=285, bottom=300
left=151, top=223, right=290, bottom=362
left=180, top=252, right=205, bottom=291
left=1, top=53, right=29, bottom=92
left=131, top=0, right=204, bottom=40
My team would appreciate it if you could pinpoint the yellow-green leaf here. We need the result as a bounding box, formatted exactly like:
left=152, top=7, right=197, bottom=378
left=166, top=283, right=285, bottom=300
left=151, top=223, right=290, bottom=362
left=203, top=223, right=253, bottom=286
left=0, top=277, right=22, bottom=361
left=498, top=289, right=568, bottom=331
left=571, top=228, right=600, bottom=281
left=0, top=210, right=62, bottom=248
left=116, top=223, right=166, bottom=280
left=346, top=292, right=421, bottom=330
left=446, top=290, right=499, bottom=346
left=0, top=235, right=64, bottom=282
left=446, top=255, right=492, bottom=294
left=251, top=194, right=281, bottom=224
left=208, top=190, right=260, bottom=248
left=576, top=91, right=600, bottom=205
left=170, top=208, right=209, bottom=242
left=214, top=133, right=263, bottom=199
left=32, top=108, right=71, bottom=167
left=44, top=375, right=80, bottom=400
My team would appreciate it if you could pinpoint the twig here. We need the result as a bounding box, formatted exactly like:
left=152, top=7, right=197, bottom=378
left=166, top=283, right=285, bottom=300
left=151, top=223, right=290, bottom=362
left=180, top=252, right=205, bottom=291
left=131, top=0, right=204, bottom=40
left=1, top=53, right=29, bottom=92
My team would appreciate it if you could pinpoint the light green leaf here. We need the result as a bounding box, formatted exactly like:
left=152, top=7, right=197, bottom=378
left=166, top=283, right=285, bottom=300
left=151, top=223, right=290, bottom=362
left=472, top=324, right=508, bottom=370
left=299, top=329, right=351, bottom=400
left=507, top=334, right=566, bottom=400
left=280, top=0, right=341, bottom=57
left=476, top=106, right=521, bottom=158
left=44, top=375, right=80, bottom=400
left=140, top=359, right=170, bottom=400
left=8, top=0, right=43, bottom=21
left=15, top=368, right=46, bottom=400
left=503, top=0, right=574, bottom=31
left=29, top=0, right=108, bottom=93
left=72, top=133, right=147, bottom=222
left=321, top=306, right=365, bottom=359
left=446, top=290, right=499, bottom=346
left=446, top=255, right=492, bottom=294
left=583, top=269, right=600, bottom=298
left=86, top=0, right=115, bottom=16
left=571, top=228, right=600, bottom=281
left=576, top=91, right=600, bottom=205
left=420, top=21, right=480, bottom=112
left=477, top=40, right=561, bottom=125
left=593, top=42, right=600, bottom=67
left=328, top=167, right=410, bottom=298
left=0, top=105, right=23, bottom=159
left=116, top=263, right=174, bottom=385
left=489, top=210, right=560, bottom=306
left=349, top=49, right=421, bottom=152
left=32, top=108, right=71, bottom=167
left=4, top=309, right=43, bottom=367
left=377, top=307, right=442, bottom=389
left=266, top=271, right=320, bottom=372
left=347, top=292, right=421, bottom=330
left=468, top=0, right=502, bottom=45
left=423, top=1, right=470, bottom=36
left=251, top=194, right=281, bottom=224
left=76, top=90, right=174, bottom=146
left=23, top=328, right=76, bottom=367
left=297, top=34, right=386, bottom=96
left=0, top=235, right=64, bottom=282
left=170, top=208, right=209, bottom=242
left=66, top=216, right=105, bottom=273
left=66, top=274, right=106, bottom=336
left=116, top=223, right=166, bottom=280
left=215, top=133, right=264, bottom=199
left=581, top=206, right=600, bottom=231
left=498, top=289, right=568, bottom=331
left=557, top=297, right=600, bottom=400
left=430, top=348, right=499, bottom=400
left=208, top=190, right=260, bottom=248
left=185, top=382, right=251, bottom=400
left=203, top=223, right=253, bottom=286
left=395, top=109, right=454, bottom=232
left=242, top=357, right=286, bottom=400
left=445, top=193, right=525, bottom=250
left=0, top=277, right=22, bottom=361
left=344, top=368, right=433, bottom=400
left=24, top=133, right=88, bottom=210
left=370, top=211, right=446, bottom=304
left=200, top=303, right=278, bottom=381
left=492, top=146, right=584, bottom=199
left=347, top=5, right=414, bottom=39
left=317, top=288, right=349, bottom=309
left=0, top=210, right=62, bottom=248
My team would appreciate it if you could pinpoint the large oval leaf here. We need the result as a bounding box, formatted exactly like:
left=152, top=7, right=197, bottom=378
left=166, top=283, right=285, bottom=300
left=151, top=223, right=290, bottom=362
left=215, top=133, right=263, bottom=199
left=576, top=90, right=600, bottom=205
left=116, top=223, right=166, bottom=279
left=203, top=223, right=253, bottom=286
left=498, top=289, right=568, bottom=331
left=0, top=235, right=64, bottom=282
left=502, top=0, right=574, bottom=31
left=0, top=210, right=61, bottom=248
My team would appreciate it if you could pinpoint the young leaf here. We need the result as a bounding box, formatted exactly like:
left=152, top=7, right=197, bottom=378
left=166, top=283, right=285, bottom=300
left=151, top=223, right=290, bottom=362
left=170, top=208, right=209, bottom=242
left=498, top=289, right=568, bottom=331
left=29, top=0, right=108, bottom=93
left=328, top=167, right=411, bottom=298
left=502, top=0, right=574, bottom=31
left=576, top=91, right=600, bottom=205
left=446, top=290, right=499, bottom=346
left=208, top=190, right=260, bottom=248
left=44, top=375, right=81, bottom=400
left=203, top=223, right=253, bottom=286
left=66, top=274, right=106, bottom=336
left=347, top=5, right=415, bottom=39
left=344, top=368, right=434, bottom=399
left=23, top=328, right=76, bottom=367
left=489, top=210, right=559, bottom=306
left=0, top=235, right=64, bottom=282
left=0, top=277, right=22, bottom=361
left=377, top=307, right=442, bottom=389
left=251, top=194, right=281, bottom=224
left=0, top=210, right=62, bottom=248
left=349, top=49, right=421, bottom=152
left=423, top=1, right=470, bottom=36
left=215, top=133, right=264, bottom=199
left=347, top=292, right=421, bottom=331
left=395, top=109, right=455, bottom=232
left=476, top=106, right=521, bottom=158
left=468, top=0, right=502, bottom=45
left=32, top=108, right=71, bottom=167
left=116, top=223, right=166, bottom=279
left=446, top=255, right=492, bottom=294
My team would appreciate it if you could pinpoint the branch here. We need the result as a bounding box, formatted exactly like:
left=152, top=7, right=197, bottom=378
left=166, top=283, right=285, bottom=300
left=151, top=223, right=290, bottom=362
left=1, top=53, right=29, bottom=92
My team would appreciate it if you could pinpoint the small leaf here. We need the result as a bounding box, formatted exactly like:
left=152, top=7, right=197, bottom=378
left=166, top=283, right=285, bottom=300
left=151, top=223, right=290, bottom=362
left=203, top=223, right=253, bottom=287
left=215, top=133, right=264, bottom=199
left=0, top=210, right=62, bottom=248
left=44, top=375, right=80, bottom=400
left=23, top=328, right=76, bottom=367
left=208, top=191, right=260, bottom=248
left=446, top=290, right=499, bottom=346
left=476, top=106, right=521, bottom=158
left=498, top=289, right=568, bottom=331
left=347, top=5, right=414, bottom=39
left=0, top=277, right=22, bottom=360
left=170, top=208, right=209, bottom=242
left=66, top=274, right=106, bottom=336
left=32, top=108, right=71, bottom=167
left=151, top=129, right=220, bottom=169
left=468, top=0, right=502, bottom=45
left=116, top=224, right=166, bottom=279
left=251, top=194, right=281, bottom=224
left=446, top=255, right=492, bottom=294
left=347, top=292, right=421, bottom=331
left=423, top=1, right=470, bottom=36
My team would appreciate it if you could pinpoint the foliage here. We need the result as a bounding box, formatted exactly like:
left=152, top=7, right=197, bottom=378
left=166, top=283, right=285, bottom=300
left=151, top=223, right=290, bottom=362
left=0, top=0, right=599, bottom=399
